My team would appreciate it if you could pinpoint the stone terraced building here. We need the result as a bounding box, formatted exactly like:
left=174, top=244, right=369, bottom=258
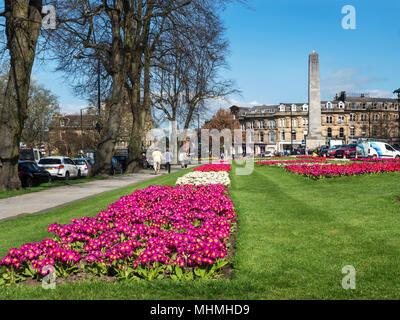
left=230, top=91, right=400, bottom=155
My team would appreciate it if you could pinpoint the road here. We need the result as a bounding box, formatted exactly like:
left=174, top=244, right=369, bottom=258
left=0, top=167, right=187, bottom=222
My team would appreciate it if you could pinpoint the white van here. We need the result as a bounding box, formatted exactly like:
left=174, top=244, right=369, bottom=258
left=356, top=141, right=400, bottom=159
left=20, top=148, right=41, bottom=164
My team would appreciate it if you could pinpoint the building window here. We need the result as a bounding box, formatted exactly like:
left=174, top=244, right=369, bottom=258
left=270, top=132, right=275, bottom=143
left=326, top=116, right=333, bottom=124
left=339, top=128, right=344, bottom=138
left=292, top=119, right=298, bottom=127
left=326, top=102, right=332, bottom=109
left=302, top=118, right=308, bottom=126
left=250, top=121, right=255, bottom=129
left=362, top=126, right=367, bottom=137
left=291, top=131, right=296, bottom=141
left=338, top=116, right=345, bottom=124
left=350, top=114, right=357, bottom=122
left=338, top=102, right=345, bottom=109
left=241, top=123, right=246, bottom=131
left=350, top=127, right=356, bottom=137
left=281, top=131, right=286, bottom=141
left=259, top=132, right=264, bottom=143
left=279, top=105, right=286, bottom=112
left=302, top=104, right=308, bottom=111
left=279, top=119, right=286, bottom=127
left=351, top=103, right=356, bottom=110
left=373, top=126, right=378, bottom=136
left=384, top=127, right=389, bottom=137
left=327, top=128, right=332, bottom=138
left=291, top=105, right=297, bottom=112
left=268, top=120, right=276, bottom=129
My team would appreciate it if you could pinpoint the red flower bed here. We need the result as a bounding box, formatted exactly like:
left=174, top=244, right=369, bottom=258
left=194, top=164, right=232, bottom=172
left=257, top=159, right=327, bottom=166
left=284, top=162, right=400, bottom=179
left=351, top=158, right=400, bottom=162
left=0, top=184, right=236, bottom=284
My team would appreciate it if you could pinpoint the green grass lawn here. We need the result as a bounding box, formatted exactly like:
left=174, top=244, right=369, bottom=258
left=0, top=163, right=400, bottom=299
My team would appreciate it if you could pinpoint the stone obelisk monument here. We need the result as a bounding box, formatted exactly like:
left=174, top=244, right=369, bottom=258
left=306, top=51, right=325, bottom=150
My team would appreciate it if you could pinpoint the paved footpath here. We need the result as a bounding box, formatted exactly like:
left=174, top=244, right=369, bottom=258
left=0, top=167, right=188, bottom=222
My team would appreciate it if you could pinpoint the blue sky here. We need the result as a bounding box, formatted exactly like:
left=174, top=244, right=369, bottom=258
left=30, top=0, right=400, bottom=113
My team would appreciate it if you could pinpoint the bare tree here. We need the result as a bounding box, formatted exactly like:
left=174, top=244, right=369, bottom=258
left=152, top=1, right=238, bottom=132
left=0, top=0, right=43, bottom=190
left=49, top=0, right=193, bottom=175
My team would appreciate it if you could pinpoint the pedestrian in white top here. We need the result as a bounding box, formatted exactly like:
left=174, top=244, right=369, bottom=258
left=152, top=148, right=162, bottom=175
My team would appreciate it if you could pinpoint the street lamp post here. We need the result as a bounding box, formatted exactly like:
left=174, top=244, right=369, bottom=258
left=290, top=106, right=293, bottom=154
left=96, top=59, right=102, bottom=134
left=393, top=89, right=400, bottom=145
left=80, top=106, right=94, bottom=152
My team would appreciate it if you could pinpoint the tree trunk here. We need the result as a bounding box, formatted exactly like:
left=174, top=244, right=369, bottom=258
left=93, top=9, right=126, bottom=176
left=0, top=0, right=43, bottom=190
left=126, top=60, right=144, bottom=173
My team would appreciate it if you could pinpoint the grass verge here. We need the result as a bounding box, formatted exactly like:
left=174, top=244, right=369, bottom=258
left=1, top=164, right=400, bottom=299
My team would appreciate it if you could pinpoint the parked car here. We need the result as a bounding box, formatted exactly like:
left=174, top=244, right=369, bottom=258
left=113, top=155, right=128, bottom=172
left=38, top=157, right=80, bottom=180
left=318, top=145, right=330, bottom=157
left=72, top=158, right=92, bottom=177
left=291, top=148, right=305, bottom=156
left=356, top=141, right=400, bottom=159
left=111, top=157, right=124, bottom=175
left=327, top=145, right=341, bottom=158
left=260, top=151, right=274, bottom=158
left=334, top=144, right=357, bottom=159
left=18, top=161, right=52, bottom=188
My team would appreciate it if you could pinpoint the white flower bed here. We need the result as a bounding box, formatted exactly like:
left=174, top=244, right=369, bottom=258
left=176, top=171, right=231, bottom=187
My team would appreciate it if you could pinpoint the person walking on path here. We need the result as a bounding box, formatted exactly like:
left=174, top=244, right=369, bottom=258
left=152, top=148, right=162, bottom=175
left=164, top=148, right=173, bottom=174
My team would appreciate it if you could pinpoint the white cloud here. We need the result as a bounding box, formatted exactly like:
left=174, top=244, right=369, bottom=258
left=59, top=104, right=91, bottom=114
left=321, top=68, right=389, bottom=98
left=361, top=89, right=395, bottom=98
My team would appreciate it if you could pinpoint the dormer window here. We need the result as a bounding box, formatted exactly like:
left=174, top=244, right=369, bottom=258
left=291, top=104, right=297, bottom=112
left=279, top=104, right=286, bottom=112
left=326, top=102, right=332, bottom=109
left=302, top=104, right=309, bottom=111
left=338, top=102, right=345, bottom=109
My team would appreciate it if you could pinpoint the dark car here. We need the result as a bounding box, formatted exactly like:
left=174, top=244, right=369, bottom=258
left=113, top=155, right=128, bottom=172
left=318, top=146, right=330, bottom=157
left=335, top=144, right=357, bottom=159
left=111, top=157, right=124, bottom=175
left=326, top=145, right=341, bottom=158
left=291, top=148, right=306, bottom=156
left=18, top=161, right=52, bottom=188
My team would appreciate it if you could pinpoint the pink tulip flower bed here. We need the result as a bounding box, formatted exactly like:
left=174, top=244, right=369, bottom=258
left=351, top=158, right=400, bottom=163
left=284, top=162, right=400, bottom=179
left=295, top=156, right=327, bottom=160
left=194, top=164, right=232, bottom=172
left=257, top=159, right=327, bottom=166
left=0, top=184, right=236, bottom=284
